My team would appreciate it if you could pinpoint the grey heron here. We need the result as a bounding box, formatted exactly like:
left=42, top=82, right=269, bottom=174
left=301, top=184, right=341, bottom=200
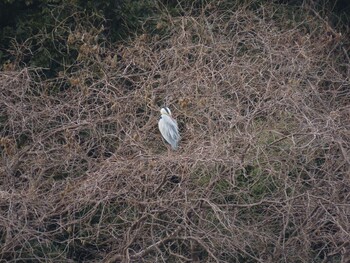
left=158, top=107, right=180, bottom=150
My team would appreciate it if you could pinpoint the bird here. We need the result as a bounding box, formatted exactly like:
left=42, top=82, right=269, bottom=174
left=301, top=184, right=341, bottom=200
left=158, top=107, right=180, bottom=150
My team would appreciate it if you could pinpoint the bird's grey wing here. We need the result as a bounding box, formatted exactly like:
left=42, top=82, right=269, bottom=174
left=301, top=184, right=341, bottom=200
left=158, top=116, right=180, bottom=149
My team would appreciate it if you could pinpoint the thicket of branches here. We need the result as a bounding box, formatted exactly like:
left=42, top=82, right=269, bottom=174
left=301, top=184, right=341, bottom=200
left=0, top=1, right=349, bottom=262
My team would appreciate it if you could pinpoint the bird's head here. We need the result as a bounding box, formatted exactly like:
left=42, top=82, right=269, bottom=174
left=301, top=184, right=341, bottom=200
left=160, top=107, right=172, bottom=116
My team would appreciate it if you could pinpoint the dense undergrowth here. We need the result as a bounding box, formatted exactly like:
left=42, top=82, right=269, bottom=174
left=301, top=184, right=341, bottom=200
left=0, top=0, right=350, bottom=262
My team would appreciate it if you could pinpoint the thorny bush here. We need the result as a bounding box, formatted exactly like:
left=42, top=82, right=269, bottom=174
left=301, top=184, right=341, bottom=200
left=0, top=2, right=349, bottom=263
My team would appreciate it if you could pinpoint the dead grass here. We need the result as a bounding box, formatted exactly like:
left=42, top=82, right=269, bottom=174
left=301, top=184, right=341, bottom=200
left=0, top=2, right=349, bottom=262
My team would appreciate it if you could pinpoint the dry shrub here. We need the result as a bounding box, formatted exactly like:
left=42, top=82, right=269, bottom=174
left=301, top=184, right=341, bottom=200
left=1, top=2, right=349, bottom=262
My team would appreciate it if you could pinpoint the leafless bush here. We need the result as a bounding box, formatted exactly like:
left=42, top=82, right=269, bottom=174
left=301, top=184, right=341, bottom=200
left=0, top=2, right=349, bottom=262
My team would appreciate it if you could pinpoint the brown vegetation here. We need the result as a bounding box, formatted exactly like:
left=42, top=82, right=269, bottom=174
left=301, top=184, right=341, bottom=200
left=0, top=2, right=349, bottom=262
